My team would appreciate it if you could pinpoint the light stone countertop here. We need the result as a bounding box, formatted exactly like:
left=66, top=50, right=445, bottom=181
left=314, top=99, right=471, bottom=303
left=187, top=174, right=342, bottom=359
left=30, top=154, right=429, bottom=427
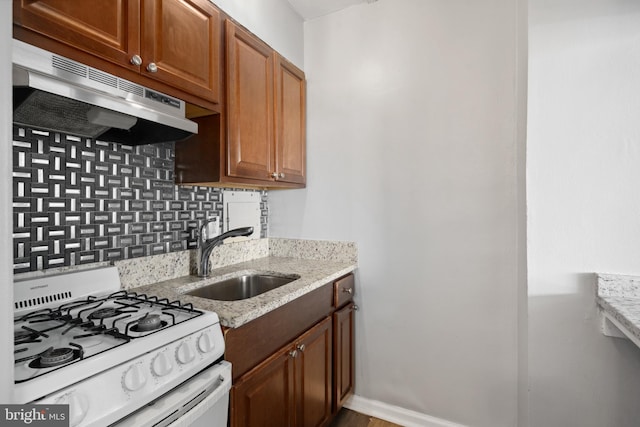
left=13, top=238, right=358, bottom=329
left=130, top=256, right=357, bottom=328
left=596, top=273, right=640, bottom=345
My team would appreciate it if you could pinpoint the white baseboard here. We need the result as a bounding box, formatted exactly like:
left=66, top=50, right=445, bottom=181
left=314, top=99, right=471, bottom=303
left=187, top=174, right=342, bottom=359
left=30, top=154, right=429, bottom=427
left=344, top=394, right=469, bottom=427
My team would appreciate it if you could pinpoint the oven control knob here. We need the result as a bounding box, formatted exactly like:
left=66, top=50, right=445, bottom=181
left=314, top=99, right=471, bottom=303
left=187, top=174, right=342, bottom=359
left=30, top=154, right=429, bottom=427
left=55, top=392, right=88, bottom=427
left=123, top=363, right=147, bottom=391
left=176, top=341, right=195, bottom=364
left=197, top=332, right=216, bottom=354
left=152, top=352, right=173, bottom=377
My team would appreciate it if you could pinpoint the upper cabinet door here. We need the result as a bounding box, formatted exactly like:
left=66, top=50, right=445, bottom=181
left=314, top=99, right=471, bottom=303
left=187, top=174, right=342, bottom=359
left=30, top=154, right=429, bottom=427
left=274, top=54, right=306, bottom=185
left=225, top=20, right=275, bottom=182
left=141, top=0, right=221, bottom=103
left=13, top=0, right=141, bottom=71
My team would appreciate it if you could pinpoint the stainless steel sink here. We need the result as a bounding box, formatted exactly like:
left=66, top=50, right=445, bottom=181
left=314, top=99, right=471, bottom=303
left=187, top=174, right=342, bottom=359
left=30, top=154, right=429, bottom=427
left=185, top=273, right=299, bottom=301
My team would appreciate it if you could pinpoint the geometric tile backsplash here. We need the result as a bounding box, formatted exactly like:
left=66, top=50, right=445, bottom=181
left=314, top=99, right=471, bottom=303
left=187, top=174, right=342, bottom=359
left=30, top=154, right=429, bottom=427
left=12, top=126, right=268, bottom=273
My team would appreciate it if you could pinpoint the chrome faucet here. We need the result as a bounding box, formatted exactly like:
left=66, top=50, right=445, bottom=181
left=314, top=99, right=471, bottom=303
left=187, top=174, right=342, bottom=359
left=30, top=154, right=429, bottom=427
left=196, top=221, right=254, bottom=278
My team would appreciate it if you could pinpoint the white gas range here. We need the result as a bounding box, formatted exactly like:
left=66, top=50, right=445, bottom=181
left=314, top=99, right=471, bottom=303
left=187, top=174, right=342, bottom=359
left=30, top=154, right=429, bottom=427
left=13, top=266, right=231, bottom=427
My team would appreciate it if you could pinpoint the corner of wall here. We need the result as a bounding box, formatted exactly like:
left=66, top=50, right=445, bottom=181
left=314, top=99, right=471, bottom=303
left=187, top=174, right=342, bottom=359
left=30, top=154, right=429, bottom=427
left=517, top=0, right=529, bottom=424
left=1, top=0, right=15, bottom=402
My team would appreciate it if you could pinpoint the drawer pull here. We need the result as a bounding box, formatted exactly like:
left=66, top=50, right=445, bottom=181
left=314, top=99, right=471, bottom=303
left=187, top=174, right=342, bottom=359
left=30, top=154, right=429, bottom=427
left=342, top=288, right=353, bottom=294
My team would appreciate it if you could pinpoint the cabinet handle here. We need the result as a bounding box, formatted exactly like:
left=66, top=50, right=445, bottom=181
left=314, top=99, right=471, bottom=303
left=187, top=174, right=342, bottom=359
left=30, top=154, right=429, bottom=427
left=288, top=349, right=298, bottom=358
left=342, top=288, right=353, bottom=294
left=278, top=173, right=285, bottom=179
left=296, top=344, right=305, bottom=352
left=147, top=62, right=158, bottom=73
left=270, top=172, right=279, bottom=179
left=130, top=55, right=142, bottom=66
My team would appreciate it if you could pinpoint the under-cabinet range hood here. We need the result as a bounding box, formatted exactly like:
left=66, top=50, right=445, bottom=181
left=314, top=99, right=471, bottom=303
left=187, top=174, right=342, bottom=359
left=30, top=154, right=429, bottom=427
left=12, top=40, right=198, bottom=145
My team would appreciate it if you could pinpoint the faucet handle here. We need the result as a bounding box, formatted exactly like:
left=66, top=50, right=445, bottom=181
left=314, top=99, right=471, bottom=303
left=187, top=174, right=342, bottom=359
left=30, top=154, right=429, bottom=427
left=199, top=218, right=220, bottom=243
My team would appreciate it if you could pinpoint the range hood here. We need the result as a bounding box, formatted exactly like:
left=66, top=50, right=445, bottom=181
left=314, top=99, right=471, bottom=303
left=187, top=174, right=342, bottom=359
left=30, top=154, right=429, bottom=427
left=12, top=40, right=198, bottom=145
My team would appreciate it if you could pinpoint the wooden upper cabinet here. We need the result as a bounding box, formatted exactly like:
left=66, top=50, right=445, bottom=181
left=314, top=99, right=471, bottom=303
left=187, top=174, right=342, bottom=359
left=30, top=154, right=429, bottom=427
left=141, top=0, right=220, bottom=103
left=225, top=20, right=275, bottom=182
left=14, top=0, right=140, bottom=71
left=274, top=54, right=306, bottom=185
left=223, top=19, right=306, bottom=187
left=13, top=0, right=221, bottom=106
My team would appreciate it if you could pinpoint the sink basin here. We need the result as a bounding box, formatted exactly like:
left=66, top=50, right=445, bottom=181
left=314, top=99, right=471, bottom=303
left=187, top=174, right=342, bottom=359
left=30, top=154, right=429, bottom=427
left=186, top=273, right=299, bottom=301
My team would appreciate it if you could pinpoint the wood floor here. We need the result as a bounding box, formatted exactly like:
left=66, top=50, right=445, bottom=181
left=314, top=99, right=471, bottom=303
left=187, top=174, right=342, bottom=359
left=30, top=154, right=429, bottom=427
left=329, top=409, right=403, bottom=427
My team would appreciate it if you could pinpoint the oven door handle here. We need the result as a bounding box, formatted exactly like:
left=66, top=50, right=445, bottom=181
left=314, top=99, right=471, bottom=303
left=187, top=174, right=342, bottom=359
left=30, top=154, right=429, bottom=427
left=158, top=374, right=226, bottom=427
left=113, top=361, right=232, bottom=427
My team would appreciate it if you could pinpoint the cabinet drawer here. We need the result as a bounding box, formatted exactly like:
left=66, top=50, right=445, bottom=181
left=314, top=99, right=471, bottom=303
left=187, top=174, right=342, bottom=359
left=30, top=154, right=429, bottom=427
left=333, top=274, right=354, bottom=308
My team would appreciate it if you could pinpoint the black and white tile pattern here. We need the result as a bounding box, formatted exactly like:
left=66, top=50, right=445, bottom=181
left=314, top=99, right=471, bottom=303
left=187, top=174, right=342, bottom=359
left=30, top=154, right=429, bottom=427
left=12, top=126, right=268, bottom=273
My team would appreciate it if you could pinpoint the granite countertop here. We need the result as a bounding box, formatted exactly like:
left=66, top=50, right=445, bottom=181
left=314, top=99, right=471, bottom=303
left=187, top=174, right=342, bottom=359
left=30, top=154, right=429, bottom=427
left=596, top=273, right=640, bottom=346
left=131, top=256, right=356, bottom=328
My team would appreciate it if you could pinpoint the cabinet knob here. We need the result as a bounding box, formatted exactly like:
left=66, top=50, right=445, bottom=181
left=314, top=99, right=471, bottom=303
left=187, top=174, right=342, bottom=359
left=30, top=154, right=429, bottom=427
left=342, top=287, right=353, bottom=294
left=353, top=305, right=359, bottom=311
left=279, top=173, right=285, bottom=179
left=296, top=344, right=305, bottom=352
left=288, top=349, right=298, bottom=358
left=147, top=62, right=158, bottom=73
left=130, top=55, right=143, bottom=66
left=270, top=172, right=279, bottom=179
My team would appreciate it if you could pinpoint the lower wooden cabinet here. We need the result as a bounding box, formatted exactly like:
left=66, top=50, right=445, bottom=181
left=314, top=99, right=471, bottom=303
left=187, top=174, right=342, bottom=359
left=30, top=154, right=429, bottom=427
left=333, top=303, right=355, bottom=413
left=231, top=347, right=296, bottom=427
left=231, top=317, right=332, bottom=427
left=296, top=317, right=332, bottom=426
left=227, top=274, right=356, bottom=427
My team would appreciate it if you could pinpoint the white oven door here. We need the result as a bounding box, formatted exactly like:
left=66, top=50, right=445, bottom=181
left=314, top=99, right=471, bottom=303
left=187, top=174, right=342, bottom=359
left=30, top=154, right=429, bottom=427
left=113, top=361, right=231, bottom=427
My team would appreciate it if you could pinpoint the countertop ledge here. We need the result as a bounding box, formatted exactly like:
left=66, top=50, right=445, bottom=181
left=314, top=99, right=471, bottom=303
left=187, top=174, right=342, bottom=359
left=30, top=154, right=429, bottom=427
left=132, top=256, right=357, bottom=328
left=596, top=273, right=640, bottom=347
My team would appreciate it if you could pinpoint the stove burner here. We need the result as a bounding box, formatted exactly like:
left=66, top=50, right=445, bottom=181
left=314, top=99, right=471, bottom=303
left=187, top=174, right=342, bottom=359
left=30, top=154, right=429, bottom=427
left=29, top=347, right=82, bottom=369
left=132, top=314, right=166, bottom=332
left=89, top=307, right=120, bottom=319
left=41, top=348, right=74, bottom=366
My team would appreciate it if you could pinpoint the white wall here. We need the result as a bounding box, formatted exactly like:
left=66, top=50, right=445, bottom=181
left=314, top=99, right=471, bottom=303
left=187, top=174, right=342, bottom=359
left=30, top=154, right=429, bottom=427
left=1, top=0, right=14, bottom=402
left=212, top=0, right=304, bottom=68
left=269, top=1, right=525, bottom=426
left=528, top=0, right=640, bottom=426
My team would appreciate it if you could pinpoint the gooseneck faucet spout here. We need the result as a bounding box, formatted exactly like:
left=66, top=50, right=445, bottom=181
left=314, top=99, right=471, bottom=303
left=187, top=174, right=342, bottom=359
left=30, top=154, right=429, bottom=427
left=197, top=224, right=254, bottom=278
